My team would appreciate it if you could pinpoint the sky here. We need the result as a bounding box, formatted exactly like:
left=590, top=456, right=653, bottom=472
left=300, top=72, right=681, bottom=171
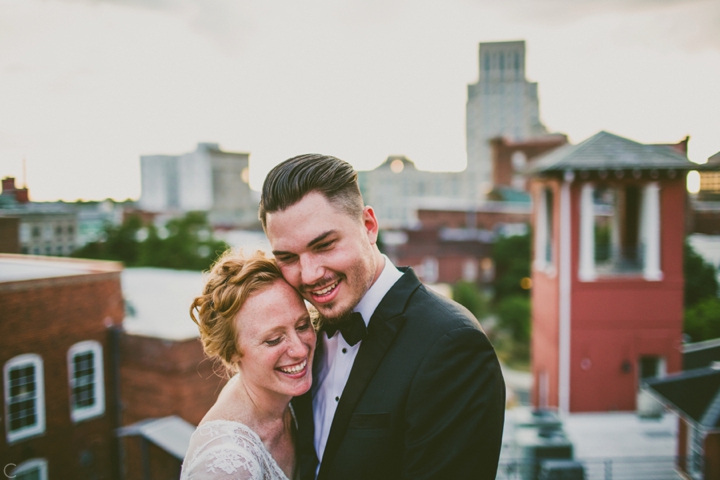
left=1, top=0, right=718, bottom=201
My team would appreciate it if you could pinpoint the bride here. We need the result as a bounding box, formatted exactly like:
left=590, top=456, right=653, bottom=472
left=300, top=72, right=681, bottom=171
left=181, top=250, right=316, bottom=480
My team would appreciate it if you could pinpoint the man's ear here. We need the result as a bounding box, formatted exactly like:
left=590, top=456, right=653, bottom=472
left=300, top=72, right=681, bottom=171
left=362, top=206, right=379, bottom=245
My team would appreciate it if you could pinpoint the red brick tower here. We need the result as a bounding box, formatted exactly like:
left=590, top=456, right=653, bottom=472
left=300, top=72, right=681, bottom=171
left=526, top=131, right=704, bottom=413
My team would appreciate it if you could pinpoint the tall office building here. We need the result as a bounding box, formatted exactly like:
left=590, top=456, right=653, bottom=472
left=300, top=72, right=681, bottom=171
left=466, top=41, right=548, bottom=197
left=139, top=143, right=257, bottom=227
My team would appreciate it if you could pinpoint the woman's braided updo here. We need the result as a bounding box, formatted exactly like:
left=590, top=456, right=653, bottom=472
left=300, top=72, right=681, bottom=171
left=189, top=250, right=283, bottom=376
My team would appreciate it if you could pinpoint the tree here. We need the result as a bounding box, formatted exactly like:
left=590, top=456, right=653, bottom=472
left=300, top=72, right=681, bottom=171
left=72, top=215, right=142, bottom=264
left=139, top=212, right=228, bottom=270
left=682, top=241, right=720, bottom=342
left=492, top=230, right=531, bottom=304
left=684, top=241, right=718, bottom=308
left=496, top=295, right=531, bottom=343
left=73, top=212, right=228, bottom=271
left=452, top=280, right=488, bottom=320
left=684, top=297, right=720, bottom=342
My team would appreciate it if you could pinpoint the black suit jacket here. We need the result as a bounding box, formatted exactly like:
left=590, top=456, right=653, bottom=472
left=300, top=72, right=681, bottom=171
left=293, top=268, right=505, bottom=480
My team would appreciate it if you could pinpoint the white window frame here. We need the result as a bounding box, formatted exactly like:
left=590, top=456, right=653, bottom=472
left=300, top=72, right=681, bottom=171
left=11, top=458, right=48, bottom=480
left=4, top=354, right=45, bottom=443
left=579, top=182, right=662, bottom=281
left=67, top=341, right=105, bottom=422
left=534, top=186, right=555, bottom=275
left=422, top=256, right=439, bottom=284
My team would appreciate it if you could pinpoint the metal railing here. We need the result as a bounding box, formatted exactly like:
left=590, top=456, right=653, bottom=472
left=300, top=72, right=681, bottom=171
left=497, top=456, right=688, bottom=480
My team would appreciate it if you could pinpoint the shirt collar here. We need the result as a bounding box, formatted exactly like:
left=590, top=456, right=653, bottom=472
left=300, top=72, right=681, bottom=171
left=353, top=255, right=403, bottom=326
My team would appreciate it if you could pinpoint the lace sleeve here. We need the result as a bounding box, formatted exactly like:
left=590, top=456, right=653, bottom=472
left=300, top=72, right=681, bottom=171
left=181, top=422, right=271, bottom=480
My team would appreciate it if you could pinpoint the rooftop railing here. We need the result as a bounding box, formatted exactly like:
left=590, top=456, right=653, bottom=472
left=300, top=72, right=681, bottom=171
left=497, top=455, right=690, bottom=480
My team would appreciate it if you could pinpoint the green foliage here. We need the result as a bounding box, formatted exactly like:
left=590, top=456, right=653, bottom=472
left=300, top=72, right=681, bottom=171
left=492, top=231, right=531, bottom=303
left=452, top=280, right=488, bottom=320
left=73, top=212, right=229, bottom=271
left=496, top=295, right=531, bottom=343
left=684, top=241, right=718, bottom=308
left=72, top=215, right=142, bottom=264
left=684, top=298, right=720, bottom=342
left=594, top=225, right=611, bottom=262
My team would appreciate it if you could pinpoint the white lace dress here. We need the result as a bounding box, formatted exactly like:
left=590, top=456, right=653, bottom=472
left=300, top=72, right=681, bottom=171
left=180, top=420, right=291, bottom=480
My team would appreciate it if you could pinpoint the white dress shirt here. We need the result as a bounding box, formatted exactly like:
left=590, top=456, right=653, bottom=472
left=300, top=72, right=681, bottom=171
left=312, top=255, right=403, bottom=470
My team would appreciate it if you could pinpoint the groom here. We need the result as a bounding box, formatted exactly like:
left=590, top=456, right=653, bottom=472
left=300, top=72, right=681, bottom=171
left=260, top=154, right=505, bottom=480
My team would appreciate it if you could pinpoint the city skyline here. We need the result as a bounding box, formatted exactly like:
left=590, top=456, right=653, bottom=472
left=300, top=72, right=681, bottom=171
left=1, top=0, right=719, bottom=201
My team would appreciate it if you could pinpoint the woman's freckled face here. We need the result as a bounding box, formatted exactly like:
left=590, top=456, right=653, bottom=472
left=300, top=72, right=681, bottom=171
left=234, top=279, right=316, bottom=399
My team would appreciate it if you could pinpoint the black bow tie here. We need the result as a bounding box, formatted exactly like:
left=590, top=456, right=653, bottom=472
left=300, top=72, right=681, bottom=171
left=322, top=312, right=367, bottom=346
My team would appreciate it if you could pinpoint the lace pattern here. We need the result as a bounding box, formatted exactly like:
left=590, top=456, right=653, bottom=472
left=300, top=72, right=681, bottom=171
left=180, top=420, right=290, bottom=480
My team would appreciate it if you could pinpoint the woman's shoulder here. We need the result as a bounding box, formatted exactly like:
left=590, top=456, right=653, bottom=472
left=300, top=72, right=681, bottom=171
left=181, top=420, right=288, bottom=480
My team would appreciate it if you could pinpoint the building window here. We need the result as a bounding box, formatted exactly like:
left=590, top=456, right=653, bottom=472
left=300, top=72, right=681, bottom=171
left=20, top=224, right=31, bottom=243
left=462, top=259, right=478, bottom=282
left=10, top=458, right=48, bottom=480
left=4, top=354, right=45, bottom=443
left=422, top=257, right=439, bottom=283
left=42, top=225, right=53, bottom=241
left=534, top=187, right=554, bottom=272
left=68, top=341, right=105, bottom=422
left=580, top=183, right=661, bottom=280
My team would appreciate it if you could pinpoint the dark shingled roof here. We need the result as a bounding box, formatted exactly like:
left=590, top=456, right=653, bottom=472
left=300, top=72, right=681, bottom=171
left=646, top=367, right=720, bottom=430
left=525, top=131, right=706, bottom=175
left=684, top=338, right=720, bottom=371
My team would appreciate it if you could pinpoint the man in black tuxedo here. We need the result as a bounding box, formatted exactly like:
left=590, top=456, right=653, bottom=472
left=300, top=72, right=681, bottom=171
left=260, top=154, right=505, bottom=480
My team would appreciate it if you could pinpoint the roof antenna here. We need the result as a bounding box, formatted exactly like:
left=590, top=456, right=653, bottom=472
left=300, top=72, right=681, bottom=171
left=22, top=157, right=27, bottom=188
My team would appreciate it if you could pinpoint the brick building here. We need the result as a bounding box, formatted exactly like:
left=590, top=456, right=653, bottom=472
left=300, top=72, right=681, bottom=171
left=0, top=255, right=124, bottom=479
left=489, top=135, right=567, bottom=190
left=119, top=267, right=228, bottom=480
left=0, top=256, right=228, bottom=480
left=525, top=131, right=710, bottom=413
left=0, top=216, right=20, bottom=253
left=1, top=176, right=29, bottom=204
left=416, top=201, right=531, bottom=231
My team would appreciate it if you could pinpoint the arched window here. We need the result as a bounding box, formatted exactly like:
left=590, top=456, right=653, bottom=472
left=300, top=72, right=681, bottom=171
left=68, top=341, right=105, bottom=422
left=4, top=354, right=45, bottom=443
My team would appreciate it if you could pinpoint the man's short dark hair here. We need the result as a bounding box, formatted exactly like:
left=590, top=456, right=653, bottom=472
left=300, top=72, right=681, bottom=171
left=259, top=154, right=364, bottom=230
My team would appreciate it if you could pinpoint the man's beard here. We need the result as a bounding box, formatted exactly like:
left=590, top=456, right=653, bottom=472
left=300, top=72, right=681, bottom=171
left=315, top=306, right=354, bottom=328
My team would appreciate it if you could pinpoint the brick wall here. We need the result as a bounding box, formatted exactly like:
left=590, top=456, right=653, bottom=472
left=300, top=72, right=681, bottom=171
left=490, top=136, right=567, bottom=189
left=417, top=208, right=531, bottom=230
left=119, top=333, right=226, bottom=427
left=0, top=216, right=20, bottom=253
left=118, top=333, right=227, bottom=480
left=0, top=271, right=124, bottom=480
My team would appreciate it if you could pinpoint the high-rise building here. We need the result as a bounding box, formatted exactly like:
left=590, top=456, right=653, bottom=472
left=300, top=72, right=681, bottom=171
left=466, top=41, right=549, bottom=197
left=139, top=143, right=257, bottom=227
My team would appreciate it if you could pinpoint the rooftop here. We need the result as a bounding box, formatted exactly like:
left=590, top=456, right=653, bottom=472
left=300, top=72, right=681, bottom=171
left=646, top=366, right=720, bottom=429
left=525, top=130, right=705, bottom=175
left=121, top=267, right=205, bottom=341
left=0, top=254, right=121, bottom=283
left=117, top=415, right=195, bottom=460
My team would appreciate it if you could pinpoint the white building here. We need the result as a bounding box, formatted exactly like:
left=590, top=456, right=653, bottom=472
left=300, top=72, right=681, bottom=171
left=466, top=41, right=549, bottom=196
left=358, top=156, right=470, bottom=229
left=139, top=143, right=257, bottom=227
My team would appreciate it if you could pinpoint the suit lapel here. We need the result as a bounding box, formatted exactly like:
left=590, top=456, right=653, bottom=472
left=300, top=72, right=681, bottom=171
left=318, top=269, right=421, bottom=478
left=293, top=332, right=325, bottom=479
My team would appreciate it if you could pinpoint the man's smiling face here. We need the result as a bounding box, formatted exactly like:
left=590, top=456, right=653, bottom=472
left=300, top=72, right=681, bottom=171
left=265, top=191, right=380, bottom=322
